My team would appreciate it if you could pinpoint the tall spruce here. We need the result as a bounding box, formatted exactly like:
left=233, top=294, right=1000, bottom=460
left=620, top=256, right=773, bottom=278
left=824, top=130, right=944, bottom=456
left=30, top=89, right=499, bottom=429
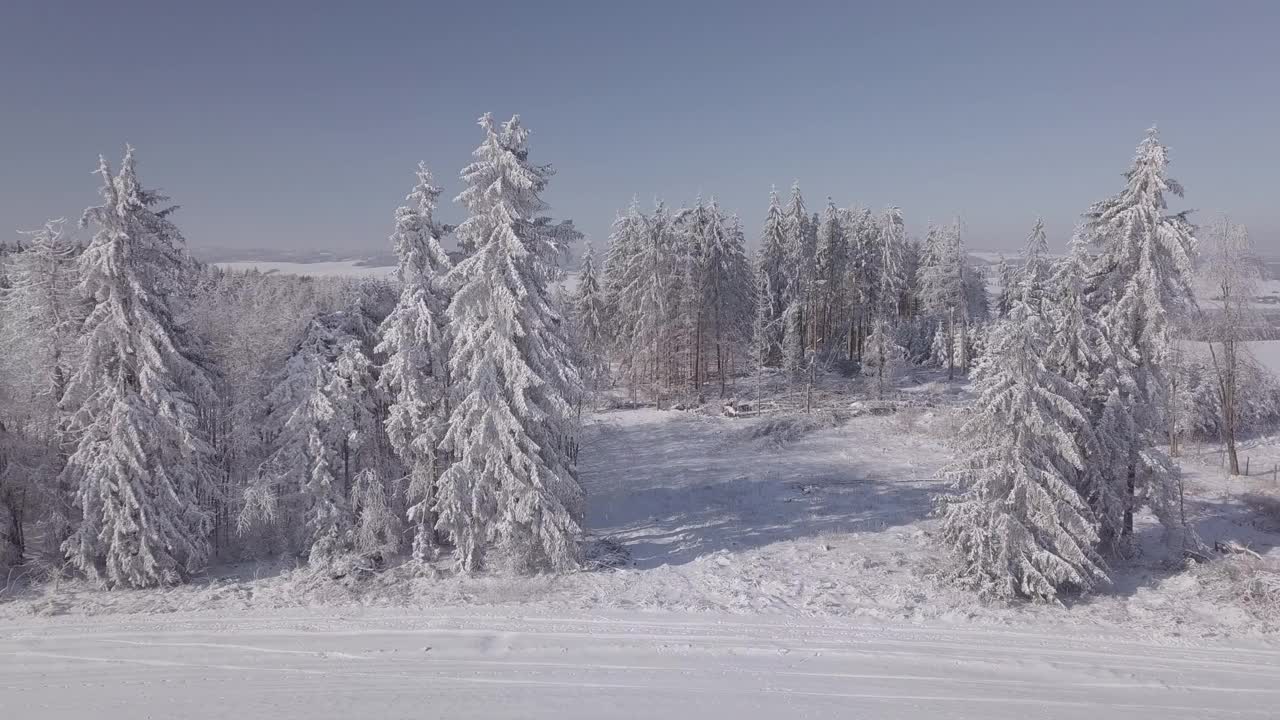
left=755, top=189, right=789, bottom=367
left=1082, top=127, right=1198, bottom=542
left=60, top=147, right=216, bottom=587
left=438, top=114, right=584, bottom=572
left=375, top=163, right=454, bottom=560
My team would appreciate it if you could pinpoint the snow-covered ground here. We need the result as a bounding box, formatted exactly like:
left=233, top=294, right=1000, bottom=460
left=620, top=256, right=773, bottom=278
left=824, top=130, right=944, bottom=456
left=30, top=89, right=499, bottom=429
left=4, top=609, right=1277, bottom=719
left=4, top=379, right=1280, bottom=715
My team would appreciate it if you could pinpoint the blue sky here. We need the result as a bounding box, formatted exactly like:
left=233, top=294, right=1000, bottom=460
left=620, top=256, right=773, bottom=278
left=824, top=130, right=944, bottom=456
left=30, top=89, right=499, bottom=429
left=2, top=0, right=1277, bottom=255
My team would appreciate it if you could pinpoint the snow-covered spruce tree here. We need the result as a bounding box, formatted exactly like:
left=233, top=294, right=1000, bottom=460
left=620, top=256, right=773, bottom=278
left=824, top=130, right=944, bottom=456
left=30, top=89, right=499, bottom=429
left=937, top=282, right=1108, bottom=602
left=1046, top=234, right=1105, bottom=393
left=574, top=241, right=610, bottom=395
left=350, top=467, right=398, bottom=560
left=323, top=340, right=379, bottom=513
left=60, top=147, right=216, bottom=587
left=439, top=114, right=584, bottom=573
left=963, top=260, right=989, bottom=324
left=845, top=208, right=881, bottom=361
left=781, top=183, right=812, bottom=373
left=749, top=261, right=777, bottom=390
left=243, top=311, right=375, bottom=562
left=861, top=317, right=905, bottom=400
left=674, top=197, right=716, bottom=396
left=1020, top=218, right=1051, bottom=313
left=919, top=219, right=986, bottom=374
left=918, top=222, right=964, bottom=377
left=879, top=207, right=908, bottom=319
left=602, top=198, right=641, bottom=311
left=375, top=163, right=454, bottom=560
left=755, top=189, right=789, bottom=367
left=1082, top=127, right=1198, bottom=541
left=694, top=204, right=754, bottom=397
left=814, top=199, right=848, bottom=351
left=994, top=256, right=1015, bottom=319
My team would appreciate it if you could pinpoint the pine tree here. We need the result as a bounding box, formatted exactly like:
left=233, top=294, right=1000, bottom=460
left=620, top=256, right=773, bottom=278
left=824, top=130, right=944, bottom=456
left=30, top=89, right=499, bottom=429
left=60, top=147, right=216, bottom=587
left=439, top=114, right=584, bottom=572
left=1083, top=127, right=1198, bottom=541
left=938, top=281, right=1108, bottom=602
left=375, top=163, right=454, bottom=560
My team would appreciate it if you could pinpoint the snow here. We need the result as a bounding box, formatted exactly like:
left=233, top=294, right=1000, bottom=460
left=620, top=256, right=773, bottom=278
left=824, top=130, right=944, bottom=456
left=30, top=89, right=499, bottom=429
left=7, top=398, right=1279, bottom=628
left=4, top=609, right=1278, bottom=719
left=6, top=385, right=1280, bottom=714
left=215, top=260, right=396, bottom=278
left=1245, top=339, right=1280, bottom=375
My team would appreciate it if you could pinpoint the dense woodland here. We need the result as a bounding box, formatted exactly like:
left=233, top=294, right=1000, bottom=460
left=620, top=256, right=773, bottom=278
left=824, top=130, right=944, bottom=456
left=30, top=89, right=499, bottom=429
left=0, top=121, right=1273, bottom=602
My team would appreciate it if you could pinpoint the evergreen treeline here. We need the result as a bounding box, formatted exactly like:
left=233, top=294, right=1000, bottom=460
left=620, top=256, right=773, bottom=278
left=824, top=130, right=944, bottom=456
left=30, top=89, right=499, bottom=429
left=0, top=124, right=1266, bottom=603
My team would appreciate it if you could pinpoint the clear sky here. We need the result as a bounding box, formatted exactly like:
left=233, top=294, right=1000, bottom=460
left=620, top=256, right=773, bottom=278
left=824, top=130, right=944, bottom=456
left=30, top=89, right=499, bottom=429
left=2, top=0, right=1277, bottom=256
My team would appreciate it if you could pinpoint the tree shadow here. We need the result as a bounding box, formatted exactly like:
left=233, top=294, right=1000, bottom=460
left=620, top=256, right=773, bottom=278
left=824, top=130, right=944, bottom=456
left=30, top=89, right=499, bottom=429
left=580, top=410, right=944, bottom=570
left=1074, top=486, right=1280, bottom=603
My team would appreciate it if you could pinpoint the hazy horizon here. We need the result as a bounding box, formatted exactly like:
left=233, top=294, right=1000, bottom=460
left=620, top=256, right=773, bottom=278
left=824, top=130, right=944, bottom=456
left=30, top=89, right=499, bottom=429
left=3, top=0, right=1278, bottom=256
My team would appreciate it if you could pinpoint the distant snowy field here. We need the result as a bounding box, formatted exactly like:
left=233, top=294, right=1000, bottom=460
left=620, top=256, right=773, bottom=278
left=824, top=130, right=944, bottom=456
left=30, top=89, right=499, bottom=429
left=214, top=259, right=581, bottom=291
left=215, top=260, right=395, bottom=278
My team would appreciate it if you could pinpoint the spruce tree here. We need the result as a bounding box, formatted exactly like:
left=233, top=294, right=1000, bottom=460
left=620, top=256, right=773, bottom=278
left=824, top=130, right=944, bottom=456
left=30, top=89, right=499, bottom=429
left=1082, top=127, right=1198, bottom=541
left=938, top=278, right=1108, bottom=602
left=781, top=183, right=812, bottom=372
left=574, top=241, right=609, bottom=394
left=755, top=189, right=789, bottom=367
left=375, top=163, right=454, bottom=560
left=814, top=199, right=848, bottom=350
left=61, top=147, right=216, bottom=587
left=439, top=114, right=584, bottom=572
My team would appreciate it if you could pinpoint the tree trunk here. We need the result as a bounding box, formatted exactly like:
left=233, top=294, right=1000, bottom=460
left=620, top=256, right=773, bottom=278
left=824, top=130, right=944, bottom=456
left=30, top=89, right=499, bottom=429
left=1123, top=463, right=1135, bottom=538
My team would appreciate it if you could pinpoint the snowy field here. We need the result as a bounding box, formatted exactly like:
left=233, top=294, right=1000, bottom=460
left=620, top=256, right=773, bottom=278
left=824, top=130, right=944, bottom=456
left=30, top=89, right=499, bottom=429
left=5, top=388, right=1280, bottom=716
left=4, top=609, right=1278, bottom=719
left=214, top=259, right=582, bottom=292
left=215, top=259, right=396, bottom=278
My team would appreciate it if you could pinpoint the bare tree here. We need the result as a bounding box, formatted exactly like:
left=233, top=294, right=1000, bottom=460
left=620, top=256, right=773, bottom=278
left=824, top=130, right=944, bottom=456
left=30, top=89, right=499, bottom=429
left=1199, top=215, right=1263, bottom=476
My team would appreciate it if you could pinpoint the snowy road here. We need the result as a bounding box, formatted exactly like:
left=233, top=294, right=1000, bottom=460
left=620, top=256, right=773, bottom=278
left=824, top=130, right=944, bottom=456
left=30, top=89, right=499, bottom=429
left=3, top=612, right=1277, bottom=719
